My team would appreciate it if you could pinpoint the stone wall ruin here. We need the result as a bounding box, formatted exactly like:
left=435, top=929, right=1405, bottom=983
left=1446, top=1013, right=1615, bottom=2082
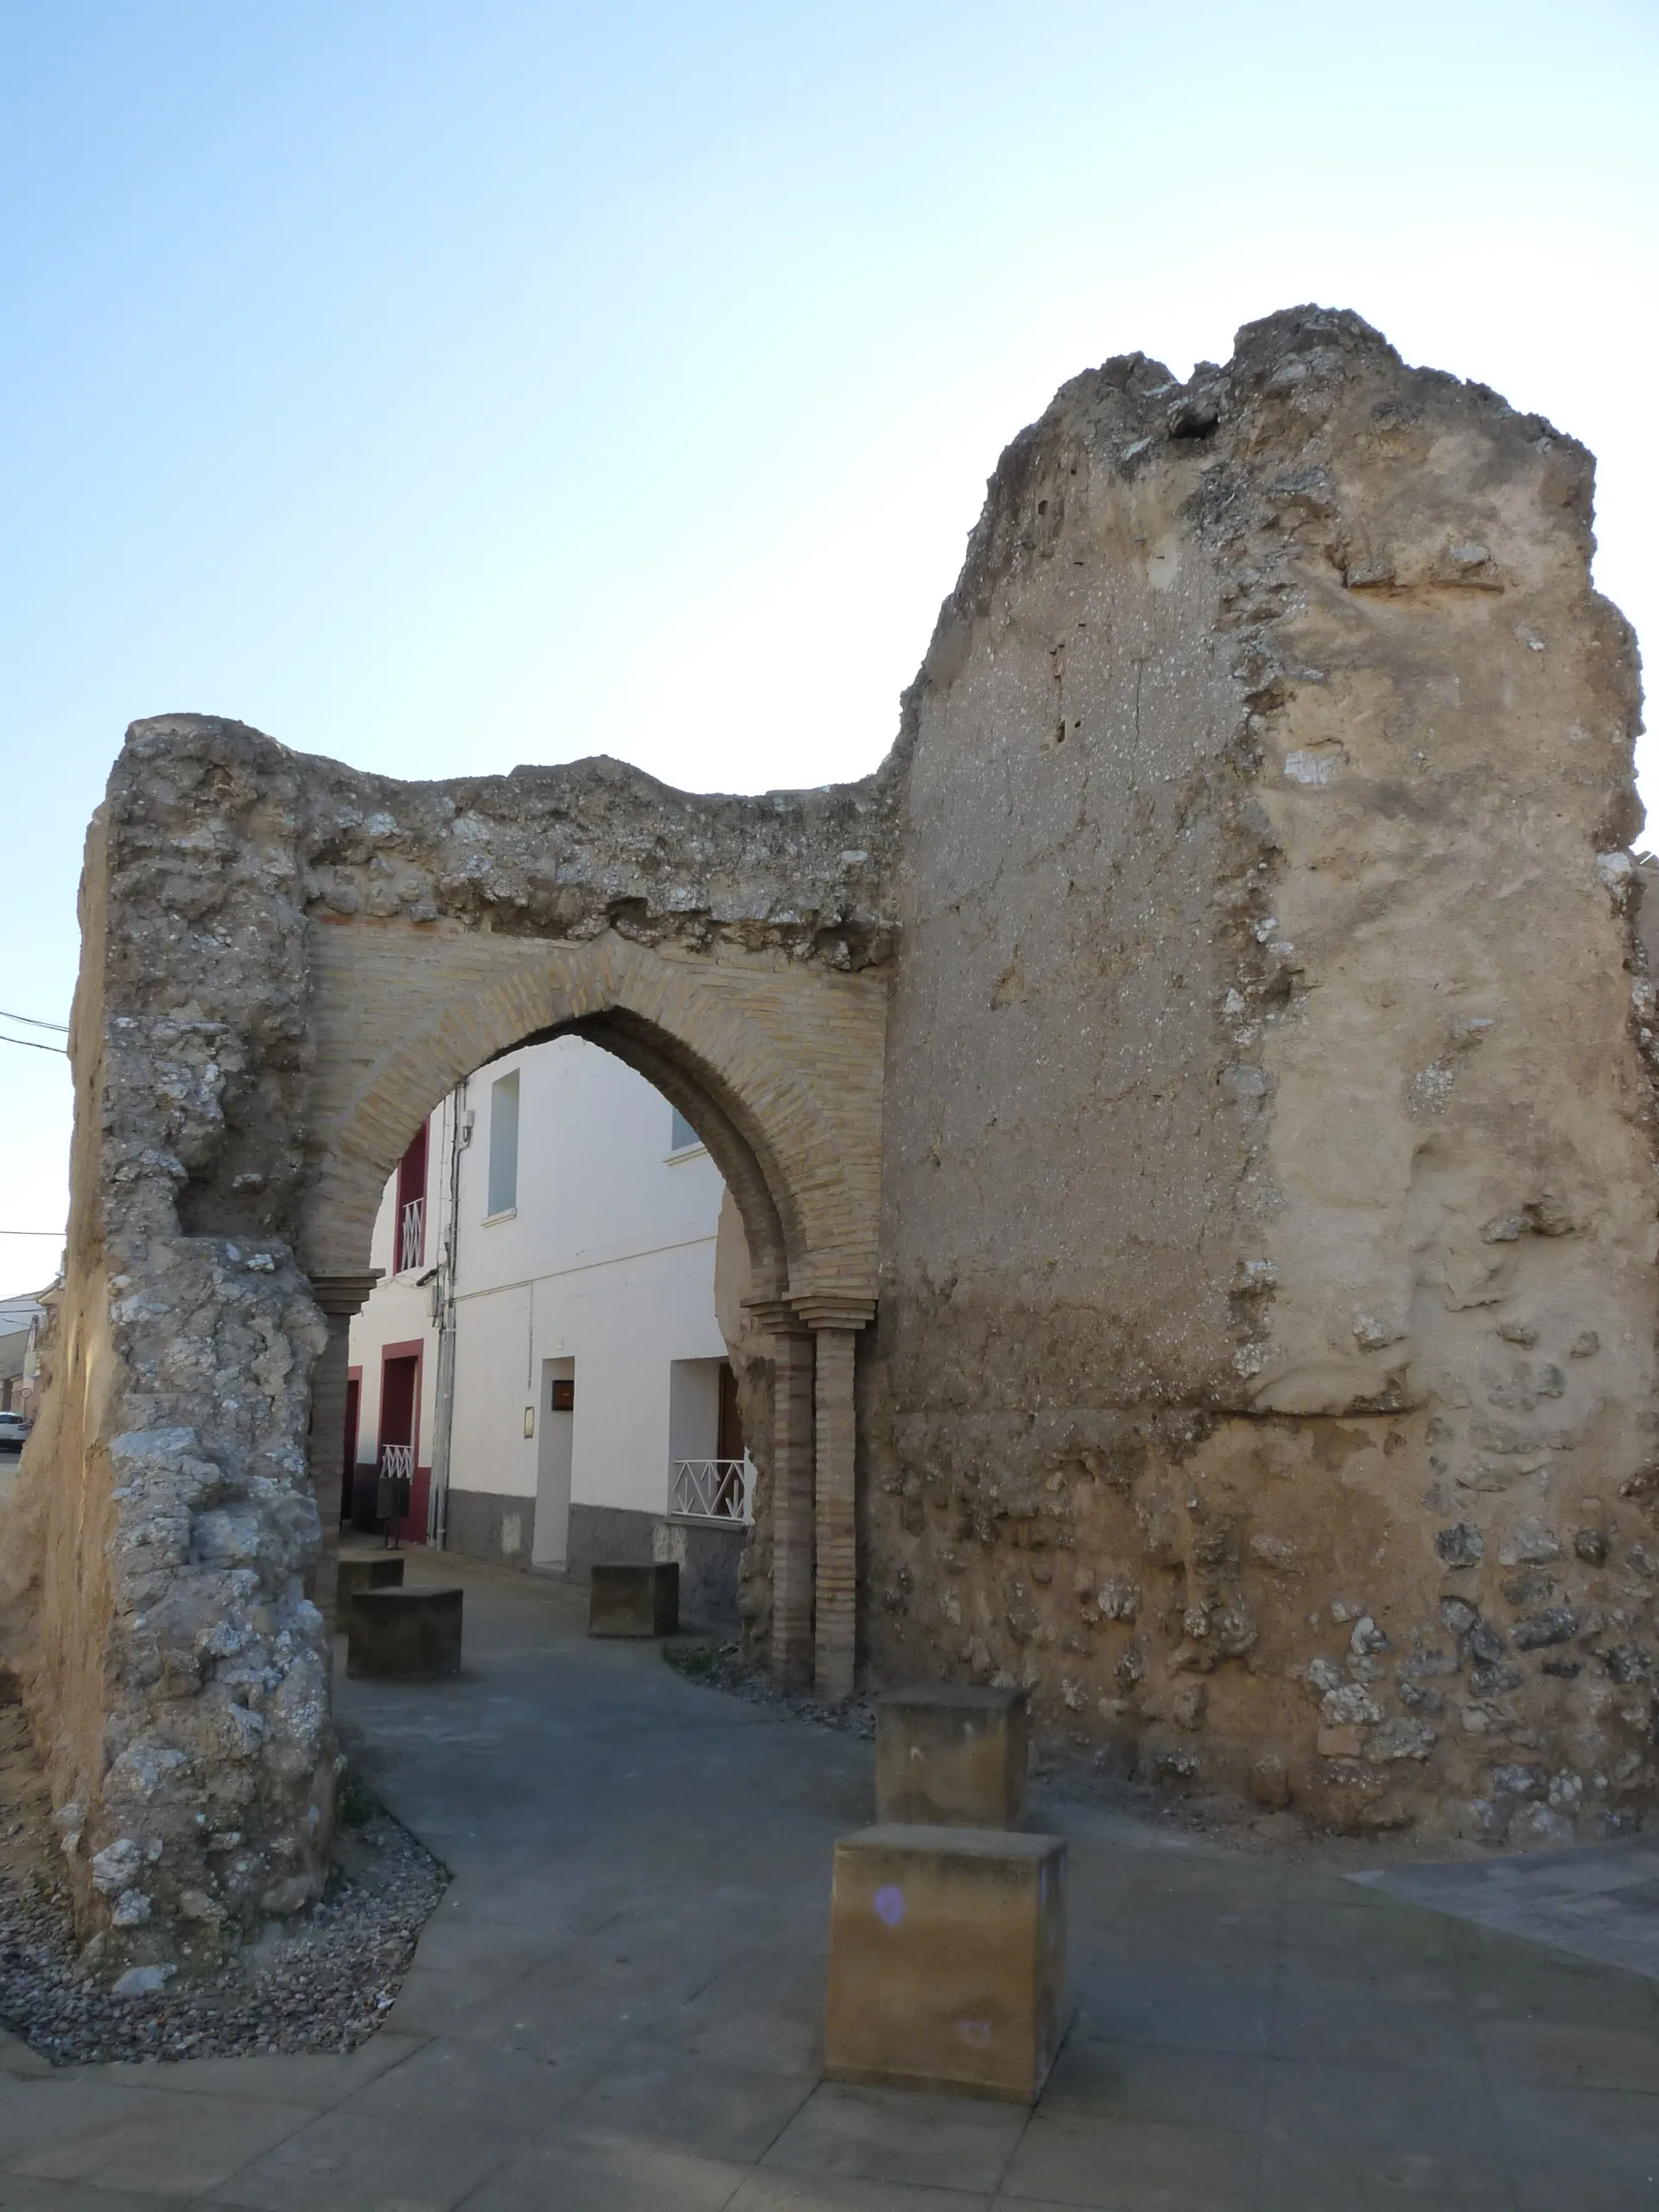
left=3, top=305, right=1655, bottom=1974
left=864, top=308, right=1656, bottom=1846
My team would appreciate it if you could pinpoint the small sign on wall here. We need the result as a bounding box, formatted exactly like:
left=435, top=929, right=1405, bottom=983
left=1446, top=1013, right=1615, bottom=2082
left=550, top=1378, right=575, bottom=1413
left=523, top=1407, right=535, bottom=1438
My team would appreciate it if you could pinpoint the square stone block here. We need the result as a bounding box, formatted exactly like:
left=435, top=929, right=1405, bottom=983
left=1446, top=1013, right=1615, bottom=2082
left=336, top=1555, right=405, bottom=1613
left=824, top=1823, right=1067, bottom=2102
left=875, top=1685, right=1028, bottom=1827
left=588, top=1562, right=679, bottom=1637
left=346, top=1586, right=463, bottom=1679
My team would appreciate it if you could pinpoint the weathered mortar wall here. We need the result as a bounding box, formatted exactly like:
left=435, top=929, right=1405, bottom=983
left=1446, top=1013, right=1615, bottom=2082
left=11, top=813, right=118, bottom=1843
left=3, top=751, right=338, bottom=1971
left=868, top=308, right=1657, bottom=1844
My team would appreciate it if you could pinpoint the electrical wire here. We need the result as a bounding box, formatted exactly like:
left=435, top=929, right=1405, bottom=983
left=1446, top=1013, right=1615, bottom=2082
left=0, top=1033, right=67, bottom=1055
left=0, top=1009, right=67, bottom=1032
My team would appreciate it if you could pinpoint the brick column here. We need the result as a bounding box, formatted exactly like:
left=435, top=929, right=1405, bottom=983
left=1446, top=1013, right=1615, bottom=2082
left=306, top=1272, right=380, bottom=1648
left=755, top=1313, right=816, bottom=1693
left=810, top=1325, right=859, bottom=1704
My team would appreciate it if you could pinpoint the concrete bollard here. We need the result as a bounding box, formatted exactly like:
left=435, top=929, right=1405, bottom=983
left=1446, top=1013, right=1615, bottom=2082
left=588, top=1563, right=679, bottom=1637
left=346, top=1586, right=463, bottom=1679
left=875, top=1685, right=1029, bottom=1828
left=335, top=1555, right=405, bottom=1616
left=824, top=1823, right=1067, bottom=2102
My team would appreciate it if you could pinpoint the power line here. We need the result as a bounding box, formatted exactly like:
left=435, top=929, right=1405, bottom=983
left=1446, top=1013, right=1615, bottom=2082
left=0, top=1230, right=64, bottom=1237
left=0, top=1033, right=67, bottom=1056
left=0, top=1008, right=67, bottom=1033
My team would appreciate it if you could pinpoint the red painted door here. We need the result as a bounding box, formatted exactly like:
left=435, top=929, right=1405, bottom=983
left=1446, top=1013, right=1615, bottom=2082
left=376, top=1348, right=424, bottom=1544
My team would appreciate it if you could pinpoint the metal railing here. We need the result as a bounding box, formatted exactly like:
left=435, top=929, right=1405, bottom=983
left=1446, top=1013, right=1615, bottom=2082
left=671, top=1456, right=753, bottom=1523
left=398, top=1197, right=424, bottom=1272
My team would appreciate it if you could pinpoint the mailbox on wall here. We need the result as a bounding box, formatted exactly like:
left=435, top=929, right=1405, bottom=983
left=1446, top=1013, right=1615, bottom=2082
left=550, top=1378, right=575, bottom=1413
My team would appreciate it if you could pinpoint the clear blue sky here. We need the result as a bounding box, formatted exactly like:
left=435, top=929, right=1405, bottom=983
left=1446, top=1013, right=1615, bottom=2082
left=3, top=0, right=1656, bottom=1299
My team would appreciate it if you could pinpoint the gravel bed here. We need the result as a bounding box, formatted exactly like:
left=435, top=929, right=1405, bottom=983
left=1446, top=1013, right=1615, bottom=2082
left=0, top=1807, right=447, bottom=2068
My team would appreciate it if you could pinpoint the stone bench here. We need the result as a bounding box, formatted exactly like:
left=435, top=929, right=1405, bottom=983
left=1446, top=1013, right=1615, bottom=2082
left=824, top=1823, right=1067, bottom=2102
left=875, top=1685, right=1028, bottom=1828
left=335, top=1555, right=404, bottom=1615
left=346, top=1586, right=463, bottom=1680
left=588, top=1563, right=679, bottom=1638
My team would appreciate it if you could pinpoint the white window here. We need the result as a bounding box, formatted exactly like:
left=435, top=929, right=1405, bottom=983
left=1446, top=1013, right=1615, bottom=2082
left=487, top=1071, right=519, bottom=1216
left=669, top=1105, right=702, bottom=1154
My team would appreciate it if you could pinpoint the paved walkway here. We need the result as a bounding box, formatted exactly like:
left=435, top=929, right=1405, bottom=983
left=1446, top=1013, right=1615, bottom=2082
left=1355, top=1838, right=1659, bottom=1981
left=3, top=1548, right=1658, bottom=2210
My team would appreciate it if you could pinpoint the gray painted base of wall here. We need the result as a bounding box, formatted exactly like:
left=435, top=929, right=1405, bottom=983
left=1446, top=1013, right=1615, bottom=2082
left=443, top=1488, right=537, bottom=1569
left=441, top=1490, right=747, bottom=1631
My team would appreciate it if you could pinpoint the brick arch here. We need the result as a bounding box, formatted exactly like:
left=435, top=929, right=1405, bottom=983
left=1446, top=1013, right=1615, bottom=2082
left=301, top=930, right=878, bottom=1314
left=299, top=925, right=883, bottom=1700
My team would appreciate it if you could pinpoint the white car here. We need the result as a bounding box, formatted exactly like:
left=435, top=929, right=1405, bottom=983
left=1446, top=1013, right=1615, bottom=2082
left=0, top=1412, right=30, bottom=1449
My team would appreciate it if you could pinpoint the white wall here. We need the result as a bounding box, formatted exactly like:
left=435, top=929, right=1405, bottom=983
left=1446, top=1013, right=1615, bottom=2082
left=448, top=1038, right=728, bottom=1522
left=449, top=1281, right=531, bottom=1495
left=454, top=1033, right=726, bottom=1296
left=668, top=1358, right=721, bottom=1464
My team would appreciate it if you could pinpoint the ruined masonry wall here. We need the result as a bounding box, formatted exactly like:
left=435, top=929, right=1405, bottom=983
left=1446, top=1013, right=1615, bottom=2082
left=3, top=727, right=893, bottom=1974
left=868, top=308, right=1657, bottom=1846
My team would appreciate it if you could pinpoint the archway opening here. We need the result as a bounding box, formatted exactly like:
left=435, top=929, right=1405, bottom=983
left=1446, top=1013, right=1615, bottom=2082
left=340, top=1028, right=773, bottom=1665
left=302, top=935, right=875, bottom=1703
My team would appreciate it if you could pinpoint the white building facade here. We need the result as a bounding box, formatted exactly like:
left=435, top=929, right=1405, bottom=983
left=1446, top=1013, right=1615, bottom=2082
left=0, top=1291, right=48, bottom=1421
left=345, top=1035, right=750, bottom=1623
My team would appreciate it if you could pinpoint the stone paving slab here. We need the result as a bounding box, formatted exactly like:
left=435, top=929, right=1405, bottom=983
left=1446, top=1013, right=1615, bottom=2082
left=0, top=2027, right=52, bottom=2079
left=1, top=1545, right=1656, bottom=2209
left=727, top=2175, right=993, bottom=2212
left=762, top=2082, right=1028, bottom=2195
left=455, top=2130, right=750, bottom=2212
left=0, top=2182, right=195, bottom=2212
left=1351, top=1842, right=1659, bottom=1976
left=0, top=2076, right=313, bottom=2196
left=99, top=2034, right=423, bottom=2110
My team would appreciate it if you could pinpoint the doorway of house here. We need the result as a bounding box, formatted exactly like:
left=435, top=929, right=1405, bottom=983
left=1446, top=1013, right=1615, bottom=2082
left=532, top=1357, right=575, bottom=1569
left=718, top=1359, right=744, bottom=1463
left=669, top=1357, right=750, bottom=1521
left=377, top=1346, right=422, bottom=1548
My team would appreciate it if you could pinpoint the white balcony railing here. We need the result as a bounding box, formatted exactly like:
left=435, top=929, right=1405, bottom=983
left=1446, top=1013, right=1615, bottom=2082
left=671, top=1456, right=753, bottom=1523
left=398, top=1197, right=424, bottom=1273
